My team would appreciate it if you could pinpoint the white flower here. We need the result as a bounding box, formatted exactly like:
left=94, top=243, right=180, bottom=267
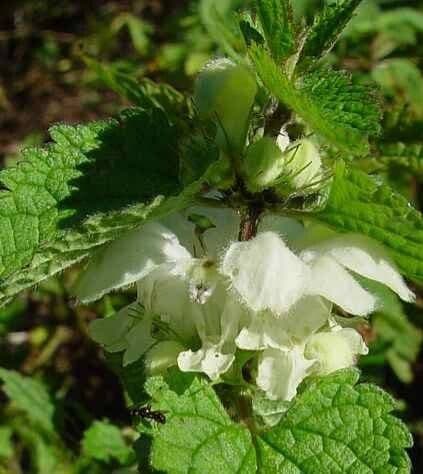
left=221, top=229, right=414, bottom=317
left=75, top=206, right=413, bottom=399
left=222, top=232, right=310, bottom=314
left=256, top=346, right=316, bottom=401
left=89, top=303, right=156, bottom=366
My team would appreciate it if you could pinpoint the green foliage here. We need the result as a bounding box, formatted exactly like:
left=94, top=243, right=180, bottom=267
left=145, top=373, right=257, bottom=473
left=1, top=1, right=422, bottom=472
left=301, top=0, right=362, bottom=61
left=0, top=368, right=56, bottom=435
left=315, top=161, right=423, bottom=282
left=199, top=0, right=245, bottom=58
left=372, top=60, right=423, bottom=117
left=256, top=0, right=295, bottom=60
left=84, top=58, right=189, bottom=122
left=142, top=369, right=411, bottom=473
left=377, top=142, right=423, bottom=178
left=0, top=427, right=13, bottom=460
left=0, top=107, right=177, bottom=273
left=255, top=369, right=412, bottom=473
left=0, top=107, right=211, bottom=306
left=363, top=280, right=422, bottom=384
left=250, top=46, right=380, bottom=153
left=82, top=420, right=134, bottom=465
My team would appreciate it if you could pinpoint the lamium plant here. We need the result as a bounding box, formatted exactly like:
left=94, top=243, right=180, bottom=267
left=0, top=0, right=421, bottom=472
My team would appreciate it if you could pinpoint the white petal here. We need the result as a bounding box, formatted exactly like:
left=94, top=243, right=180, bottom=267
left=88, top=305, right=134, bottom=347
left=305, top=255, right=376, bottom=316
left=302, top=234, right=414, bottom=303
left=282, top=296, right=332, bottom=343
left=137, top=269, right=197, bottom=344
left=235, top=312, right=290, bottom=351
left=177, top=341, right=234, bottom=380
left=276, top=128, right=290, bottom=153
left=305, top=327, right=368, bottom=375
left=144, top=340, right=185, bottom=375
left=159, top=207, right=240, bottom=259
left=74, top=222, right=192, bottom=303
left=122, top=313, right=156, bottom=366
left=258, top=215, right=305, bottom=246
left=187, top=207, right=240, bottom=258
left=256, top=347, right=316, bottom=401
left=221, top=232, right=310, bottom=315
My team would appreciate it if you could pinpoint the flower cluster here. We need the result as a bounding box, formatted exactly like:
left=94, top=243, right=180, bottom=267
left=75, top=205, right=413, bottom=402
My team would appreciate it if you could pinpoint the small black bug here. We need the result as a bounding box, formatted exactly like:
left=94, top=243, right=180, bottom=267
left=131, top=404, right=166, bottom=424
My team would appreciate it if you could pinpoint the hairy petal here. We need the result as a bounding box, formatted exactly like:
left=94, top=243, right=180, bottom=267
left=221, top=232, right=310, bottom=315
left=305, top=255, right=376, bottom=316
left=257, top=347, right=316, bottom=401
left=302, top=234, right=415, bottom=303
left=74, top=222, right=192, bottom=303
left=177, top=341, right=235, bottom=380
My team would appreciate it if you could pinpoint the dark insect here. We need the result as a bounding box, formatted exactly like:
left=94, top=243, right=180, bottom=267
left=131, top=404, right=166, bottom=424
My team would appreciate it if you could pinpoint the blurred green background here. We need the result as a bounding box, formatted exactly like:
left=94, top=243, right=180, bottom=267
left=0, top=1, right=422, bottom=472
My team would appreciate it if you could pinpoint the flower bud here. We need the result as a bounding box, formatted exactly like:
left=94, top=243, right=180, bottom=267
left=194, top=58, right=257, bottom=154
left=280, top=138, right=322, bottom=190
left=304, top=328, right=368, bottom=375
left=243, top=137, right=285, bottom=193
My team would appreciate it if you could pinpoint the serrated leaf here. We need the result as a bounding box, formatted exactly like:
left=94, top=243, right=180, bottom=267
left=0, top=369, right=56, bottom=436
left=144, top=374, right=257, bottom=474
left=301, top=0, right=362, bottom=61
left=256, top=369, right=412, bottom=473
left=256, top=0, right=295, bottom=60
left=82, top=420, right=134, bottom=465
left=250, top=47, right=380, bottom=153
left=314, top=161, right=423, bottom=282
left=84, top=57, right=189, bottom=122
left=0, top=107, right=207, bottom=306
left=376, top=142, right=423, bottom=177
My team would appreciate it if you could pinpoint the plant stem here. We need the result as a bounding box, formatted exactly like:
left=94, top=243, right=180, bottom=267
left=238, top=204, right=262, bottom=241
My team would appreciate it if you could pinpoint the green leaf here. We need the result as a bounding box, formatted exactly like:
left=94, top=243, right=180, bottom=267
left=82, top=420, right=134, bottom=466
left=372, top=59, right=423, bottom=117
left=256, top=369, right=412, bottom=473
left=376, top=142, right=423, bottom=177
left=363, top=280, right=422, bottom=383
left=12, top=422, right=72, bottom=474
left=0, top=107, right=207, bottom=306
left=315, top=161, right=423, bottom=282
left=301, top=0, right=362, bottom=61
left=250, top=47, right=380, bottom=153
left=106, top=351, right=147, bottom=406
left=84, top=57, right=189, bottom=121
left=0, top=427, right=13, bottom=459
left=0, top=369, right=56, bottom=436
left=256, top=0, right=294, bottom=60
left=144, top=374, right=257, bottom=473
left=200, top=0, right=245, bottom=58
